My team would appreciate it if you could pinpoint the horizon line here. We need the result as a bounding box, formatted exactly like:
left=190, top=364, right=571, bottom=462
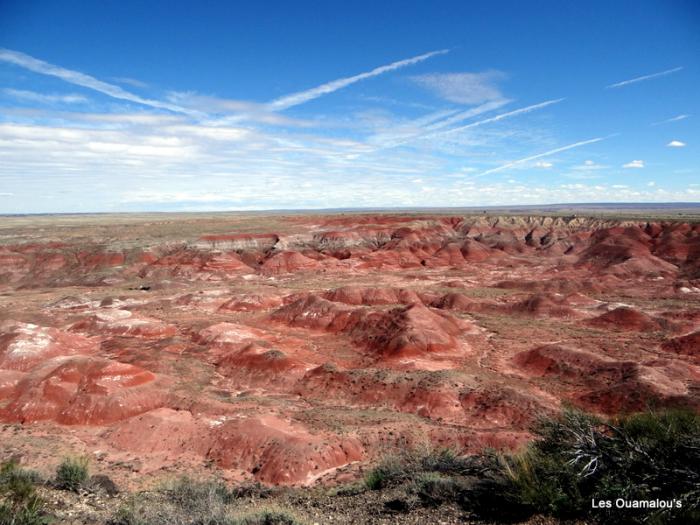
left=2, top=201, right=700, bottom=218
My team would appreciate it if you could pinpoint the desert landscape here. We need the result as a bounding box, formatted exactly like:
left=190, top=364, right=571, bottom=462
left=1, top=0, right=698, bottom=522
left=0, top=209, right=698, bottom=522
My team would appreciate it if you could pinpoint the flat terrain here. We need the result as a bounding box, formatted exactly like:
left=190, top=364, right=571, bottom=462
left=0, top=210, right=698, bottom=518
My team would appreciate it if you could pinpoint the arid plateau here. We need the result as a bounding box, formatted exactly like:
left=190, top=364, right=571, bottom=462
left=1, top=211, right=699, bottom=519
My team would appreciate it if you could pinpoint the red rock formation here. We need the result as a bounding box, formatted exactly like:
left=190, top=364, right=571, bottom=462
left=70, top=310, right=178, bottom=338
left=207, top=416, right=364, bottom=485
left=322, top=286, right=421, bottom=306
left=260, top=251, right=321, bottom=274
left=0, top=356, right=166, bottom=424
left=0, top=321, right=98, bottom=371
left=216, top=343, right=306, bottom=387
left=219, top=294, right=283, bottom=311
left=511, top=293, right=579, bottom=317
left=661, top=331, right=700, bottom=358
left=272, top=296, right=464, bottom=359
left=587, top=307, right=664, bottom=332
left=1, top=213, right=698, bottom=488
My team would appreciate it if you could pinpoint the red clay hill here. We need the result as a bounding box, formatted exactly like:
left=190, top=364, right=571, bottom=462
left=0, top=212, right=698, bottom=488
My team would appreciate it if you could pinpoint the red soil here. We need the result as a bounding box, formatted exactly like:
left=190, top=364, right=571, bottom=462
left=0, top=213, right=698, bottom=488
left=587, top=306, right=664, bottom=332
left=260, top=251, right=322, bottom=274
left=0, top=321, right=98, bottom=371
left=207, top=416, right=364, bottom=484
left=0, top=356, right=165, bottom=424
left=661, top=331, right=700, bottom=358
left=511, top=293, right=579, bottom=317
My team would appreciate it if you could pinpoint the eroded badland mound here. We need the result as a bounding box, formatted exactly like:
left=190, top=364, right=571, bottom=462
left=0, top=212, right=698, bottom=490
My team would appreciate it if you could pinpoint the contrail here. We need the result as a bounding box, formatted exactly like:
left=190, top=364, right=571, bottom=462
left=268, top=49, right=449, bottom=111
left=0, top=48, right=202, bottom=117
left=372, top=99, right=509, bottom=151
left=606, top=67, right=683, bottom=89
left=651, top=114, right=689, bottom=126
left=479, top=136, right=610, bottom=176
left=429, top=98, right=565, bottom=138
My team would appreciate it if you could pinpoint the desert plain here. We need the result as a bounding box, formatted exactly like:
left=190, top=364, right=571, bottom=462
left=0, top=209, right=698, bottom=519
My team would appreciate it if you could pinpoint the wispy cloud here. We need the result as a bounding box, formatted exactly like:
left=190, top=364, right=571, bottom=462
left=411, top=70, right=506, bottom=105
left=606, top=66, right=683, bottom=89
left=0, top=48, right=201, bottom=117
left=572, top=159, right=607, bottom=171
left=431, top=98, right=565, bottom=138
left=651, top=114, right=689, bottom=126
left=479, top=136, right=608, bottom=176
left=267, top=49, right=449, bottom=111
left=111, top=76, right=149, bottom=89
left=2, top=88, right=88, bottom=104
left=667, top=140, right=686, bottom=147
left=368, top=99, right=509, bottom=150
left=424, top=99, right=510, bottom=131
left=623, top=160, right=644, bottom=168
left=165, top=92, right=307, bottom=126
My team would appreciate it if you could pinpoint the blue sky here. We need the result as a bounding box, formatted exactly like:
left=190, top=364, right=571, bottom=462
left=0, top=0, right=698, bottom=213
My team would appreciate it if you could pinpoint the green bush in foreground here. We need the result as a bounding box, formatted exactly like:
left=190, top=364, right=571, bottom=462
left=54, top=456, right=89, bottom=492
left=498, top=408, right=700, bottom=523
left=357, top=408, right=699, bottom=524
left=0, top=460, right=50, bottom=525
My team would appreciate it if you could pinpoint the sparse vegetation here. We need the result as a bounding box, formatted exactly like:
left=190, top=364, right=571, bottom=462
left=355, top=408, right=700, bottom=524
left=412, top=472, right=464, bottom=507
left=5, top=408, right=698, bottom=524
left=54, top=456, right=89, bottom=492
left=109, top=477, right=232, bottom=525
left=364, top=453, right=413, bottom=490
left=108, top=476, right=297, bottom=525
left=229, top=506, right=305, bottom=525
left=0, top=460, right=50, bottom=525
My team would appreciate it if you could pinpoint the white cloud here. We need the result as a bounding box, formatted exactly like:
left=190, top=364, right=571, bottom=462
left=623, top=160, right=645, bottom=169
left=606, top=67, right=683, bottom=89
left=117, top=180, right=694, bottom=210
left=411, top=71, right=506, bottom=105
left=648, top=181, right=656, bottom=186
left=3, top=88, right=88, bottom=104
left=267, top=49, right=449, bottom=111
left=4, top=45, right=694, bottom=214
left=667, top=140, right=686, bottom=147
left=166, top=92, right=307, bottom=126
left=571, top=159, right=607, bottom=171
